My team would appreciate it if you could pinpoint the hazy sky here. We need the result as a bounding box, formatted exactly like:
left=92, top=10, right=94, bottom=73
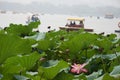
left=1, top=0, right=120, bottom=8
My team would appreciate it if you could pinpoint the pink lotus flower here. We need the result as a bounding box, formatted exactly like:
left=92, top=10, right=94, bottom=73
left=70, top=63, right=88, bottom=74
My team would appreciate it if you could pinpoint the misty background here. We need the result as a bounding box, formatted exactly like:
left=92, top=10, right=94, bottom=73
left=0, top=0, right=120, bottom=17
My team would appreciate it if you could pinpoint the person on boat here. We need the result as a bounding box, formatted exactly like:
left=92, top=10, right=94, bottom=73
left=31, top=15, right=35, bottom=21
left=31, top=14, right=40, bottom=22
left=69, top=21, right=73, bottom=27
left=34, top=15, right=39, bottom=22
left=73, top=21, right=76, bottom=26
left=79, top=21, right=84, bottom=28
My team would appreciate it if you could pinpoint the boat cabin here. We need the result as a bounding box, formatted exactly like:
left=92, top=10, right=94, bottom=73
left=65, top=18, right=85, bottom=28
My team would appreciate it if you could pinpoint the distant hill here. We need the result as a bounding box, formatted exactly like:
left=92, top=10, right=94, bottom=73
left=0, top=1, right=120, bottom=17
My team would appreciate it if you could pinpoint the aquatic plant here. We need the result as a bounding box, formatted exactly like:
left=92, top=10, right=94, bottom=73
left=0, top=22, right=120, bottom=80
left=70, top=63, right=88, bottom=74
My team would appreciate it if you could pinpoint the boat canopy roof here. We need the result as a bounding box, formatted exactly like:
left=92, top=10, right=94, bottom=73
left=67, top=18, right=85, bottom=21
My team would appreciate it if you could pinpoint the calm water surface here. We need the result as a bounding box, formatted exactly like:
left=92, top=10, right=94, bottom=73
left=0, top=13, right=120, bottom=37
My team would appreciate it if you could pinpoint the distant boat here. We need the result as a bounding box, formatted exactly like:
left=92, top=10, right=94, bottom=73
left=97, top=16, right=100, bottom=19
left=115, top=22, right=120, bottom=33
left=104, top=13, right=114, bottom=19
left=115, top=28, right=120, bottom=33
left=0, top=10, right=6, bottom=14
left=59, top=18, right=94, bottom=32
left=26, top=14, right=40, bottom=24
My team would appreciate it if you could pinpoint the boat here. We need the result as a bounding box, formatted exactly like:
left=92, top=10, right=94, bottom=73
left=115, top=30, right=120, bottom=33
left=115, top=22, right=120, bottom=33
left=59, top=18, right=94, bottom=32
left=104, top=13, right=114, bottom=19
left=0, top=10, right=6, bottom=14
left=26, top=14, right=40, bottom=24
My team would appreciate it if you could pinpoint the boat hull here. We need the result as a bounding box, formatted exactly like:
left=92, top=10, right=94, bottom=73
left=115, top=30, right=120, bottom=33
left=59, top=27, right=94, bottom=32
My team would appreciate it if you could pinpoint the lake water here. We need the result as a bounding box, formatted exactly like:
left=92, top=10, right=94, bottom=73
left=0, top=12, right=120, bottom=37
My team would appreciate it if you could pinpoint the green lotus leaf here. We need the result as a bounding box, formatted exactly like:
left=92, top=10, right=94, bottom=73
left=6, top=21, right=40, bottom=37
left=59, top=33, right=98, bottom=61
left=95, top=39, right=113, bottom=53
left=28, top=21, right=40, bottom=29
left=25, top=33, right=45, bottom=41
left=38, top=60, right=69, bottom=80
left=14, top=75, right=29, bottom=80
left=102, top=53, right=120, bottom=60
left=86, top=70, right=102, bottom=80
left=37, top=39, right=52, bottom=51
left=53, top=71, right=74, bottom=80
left=106, top=34, right=117, bottom=41
left=0, top=34, right=32, bottom=64
left=116, top=46, right=120, bottom=52
left=3, top=52, right=42, bottom=72
left=0, top=74, right=16, bottom=80
left=112, top=74, right=120, bottom=80
left=95, top=73, right=116, bottom=80
left=110, top=65, right=120, bottom=75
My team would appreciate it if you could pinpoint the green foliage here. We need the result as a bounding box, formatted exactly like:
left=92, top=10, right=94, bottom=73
left=38, top=60, right=69, bottom=80
left=37, top=39, right=51, bottom=51
left=2, top=52, right=41, bottom=72
left=0, top=22, right=120, bottom=80
left=102, top=73, right=116, bottom=80
left=110, top=65, right=120, bottom=75
left=59, top=33, right=98, bottom=62
left=0, top=34, right=32, bottom=64
left=86, top=70, right=102, bottom=80
left=53, top=71, right=74, bottom=80
left=94, top=38, right=114, bottom=54
left=5, top=21, right=40, bottom=37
